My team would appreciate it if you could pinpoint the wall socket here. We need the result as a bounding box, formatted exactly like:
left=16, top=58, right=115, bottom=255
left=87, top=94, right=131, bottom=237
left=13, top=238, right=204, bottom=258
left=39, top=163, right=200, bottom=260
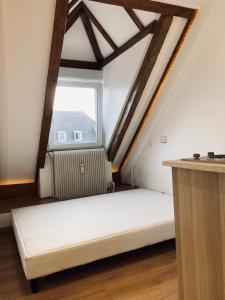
left=160, top=136, right=167, bottom=143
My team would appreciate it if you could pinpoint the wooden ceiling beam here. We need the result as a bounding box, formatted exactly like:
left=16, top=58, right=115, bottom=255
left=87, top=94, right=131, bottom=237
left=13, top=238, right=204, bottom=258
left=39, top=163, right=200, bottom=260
left=80, top=9, right=103, bottom=64
left=82, top=3, right=118, bottom=51
left=60, top=59, right=102, bottom=70
left=119, top=13, right=197, bottom=170
left=89, top=0, right=195, bottom=19
left=124, top=8, right=144, bottom=31
left=68, top=0, right=79, bottom=10
left=35, top=0, right=69, bottom=178
left=107, top=15, right=173, bottom=162
left=103, top=20, right=157, bottom=67
left=66, top=1, right=83, bottom=33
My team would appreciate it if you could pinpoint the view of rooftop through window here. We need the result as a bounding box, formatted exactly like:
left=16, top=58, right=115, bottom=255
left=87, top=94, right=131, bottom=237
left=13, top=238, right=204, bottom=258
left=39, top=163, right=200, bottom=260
left=49, top=84, right=101, bottom=150
left=54, top=86, right=97, bottom=121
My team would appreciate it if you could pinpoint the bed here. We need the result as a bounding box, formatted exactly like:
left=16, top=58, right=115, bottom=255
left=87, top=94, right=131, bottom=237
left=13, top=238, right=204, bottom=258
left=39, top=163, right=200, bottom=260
left=12, top=188, right=175, bottom=293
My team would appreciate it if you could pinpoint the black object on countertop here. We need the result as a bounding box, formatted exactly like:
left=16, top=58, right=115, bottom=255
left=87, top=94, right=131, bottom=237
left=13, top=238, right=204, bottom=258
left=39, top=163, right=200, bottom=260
left=208, top=152, right=215, bottom=159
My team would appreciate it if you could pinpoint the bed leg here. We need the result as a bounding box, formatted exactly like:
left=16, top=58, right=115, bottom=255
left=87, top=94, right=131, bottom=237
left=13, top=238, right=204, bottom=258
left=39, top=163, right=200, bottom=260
left=30, top=279, right=39, bottom=293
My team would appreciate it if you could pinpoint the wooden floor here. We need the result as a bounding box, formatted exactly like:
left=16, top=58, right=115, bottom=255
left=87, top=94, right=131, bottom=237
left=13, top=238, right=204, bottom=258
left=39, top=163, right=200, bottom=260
left=0, top=228, right=178, bottom=300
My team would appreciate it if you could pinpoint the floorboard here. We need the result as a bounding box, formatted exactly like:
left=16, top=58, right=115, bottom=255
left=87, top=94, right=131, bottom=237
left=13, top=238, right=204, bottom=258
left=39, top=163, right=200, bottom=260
left=0, top=228, right=178, bottom=300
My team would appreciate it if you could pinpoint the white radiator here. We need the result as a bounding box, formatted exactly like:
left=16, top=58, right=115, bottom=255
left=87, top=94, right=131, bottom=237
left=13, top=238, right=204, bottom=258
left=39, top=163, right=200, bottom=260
left=51, top=149, right=108, bottom=200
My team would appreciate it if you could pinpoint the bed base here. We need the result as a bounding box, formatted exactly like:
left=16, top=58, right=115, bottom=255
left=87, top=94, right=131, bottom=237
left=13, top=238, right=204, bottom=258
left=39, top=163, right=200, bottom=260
left=27, top=239, right=176, bottom=293
left=30, top=279, right=39, bottom=293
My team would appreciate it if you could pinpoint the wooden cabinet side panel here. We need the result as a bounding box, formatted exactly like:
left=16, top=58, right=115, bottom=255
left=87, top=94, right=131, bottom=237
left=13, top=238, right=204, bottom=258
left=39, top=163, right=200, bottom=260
left=172, top=168, right=197, bottom=300
left=173, top=168, right=224, bottom=300
left=219, top=173, right=225, bottom=299
left=191, top=170, right=223, bottom=300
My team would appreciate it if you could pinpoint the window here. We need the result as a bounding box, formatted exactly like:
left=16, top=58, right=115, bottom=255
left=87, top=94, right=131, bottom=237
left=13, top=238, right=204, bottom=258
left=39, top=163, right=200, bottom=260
left=73, top=130, right=83, bottom=142
left=49, top=81, right=102, bottom=150
left=57, top=131, right=67, bottom=143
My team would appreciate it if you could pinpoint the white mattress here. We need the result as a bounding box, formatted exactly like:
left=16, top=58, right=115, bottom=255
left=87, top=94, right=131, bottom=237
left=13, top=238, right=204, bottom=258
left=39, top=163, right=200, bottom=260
left=12, top=189, right=175, bottom=280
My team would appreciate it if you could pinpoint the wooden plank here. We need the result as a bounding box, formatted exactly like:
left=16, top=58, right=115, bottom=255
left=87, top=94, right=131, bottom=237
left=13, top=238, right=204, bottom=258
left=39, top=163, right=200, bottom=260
left=0, top=197, right=39, bottom=213
left=60, top=59, right=102, bottom=69
left=124, top=8, right=144, bottom=31
left=68, top=0, right=79, bottom=10
left=108, top=15, right=172, bottom=162
left=172, top=168, right=224, bottom=299
left=35, top=0, right=69, bottom=177
left=119, top=14, right=196, bottom=170
left=0, top=196, right=56, bottom=214
left=66, top=2, right=83, bottom=32
left=0, top=183, right=37, bottom=201
left=219, top=174, right=225, bottom=300
left=82, top=3, right=118, bottom=51
left=89, top=0, right=196, bottom=19
left=103, top=20, right=157, bottom=67
left=80, top=10, right=103, bottom=64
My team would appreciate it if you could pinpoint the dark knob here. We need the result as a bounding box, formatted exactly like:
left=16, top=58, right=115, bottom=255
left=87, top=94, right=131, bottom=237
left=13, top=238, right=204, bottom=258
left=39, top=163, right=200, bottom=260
left=208, top=152, right=215, bottom=158
left=193, top=153, right=200, bottom=159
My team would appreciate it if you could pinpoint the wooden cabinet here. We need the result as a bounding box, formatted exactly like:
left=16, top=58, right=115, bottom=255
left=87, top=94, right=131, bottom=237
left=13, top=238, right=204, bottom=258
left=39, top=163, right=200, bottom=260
left=163, top=160, right=225, bottom=300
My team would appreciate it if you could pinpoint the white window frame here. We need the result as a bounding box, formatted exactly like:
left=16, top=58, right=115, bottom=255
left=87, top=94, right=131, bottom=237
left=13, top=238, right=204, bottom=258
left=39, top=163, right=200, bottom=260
left=73, top=130, right=83, bottom=142
left=57, top=131, right=67, bottom=143
left=48, top=80, right=103, bottom=150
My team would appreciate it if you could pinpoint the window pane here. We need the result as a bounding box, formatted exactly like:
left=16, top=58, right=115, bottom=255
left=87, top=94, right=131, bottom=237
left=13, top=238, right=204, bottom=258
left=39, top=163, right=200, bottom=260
left=49, top=85, right=98, bottom=148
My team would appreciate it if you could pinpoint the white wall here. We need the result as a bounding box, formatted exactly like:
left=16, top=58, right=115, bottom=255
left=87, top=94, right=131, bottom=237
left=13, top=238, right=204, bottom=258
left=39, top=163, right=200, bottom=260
left=0, top=0, right=156, bottom=184
left=102, top=14, right=187, bottom=169
left=2, top=0, right=222, bottom=193
left=102, top=37, right=150, bottom=148
left=122, top=0, right=225, bottom=194
left=0, top=0, right=56, bottom=184
left=59, top=67, right=103, bottom=82
left=113, top=17, right=186, bottom=169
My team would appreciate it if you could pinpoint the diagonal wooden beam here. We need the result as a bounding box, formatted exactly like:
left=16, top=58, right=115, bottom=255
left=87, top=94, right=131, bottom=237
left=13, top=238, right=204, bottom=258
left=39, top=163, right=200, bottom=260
left=66, top=1, right=83, bottom=33
left=103, top=20, right=157, bottom=67
left=119, top=12, right=198, bottom=170
left=82, top=3, right=118, bottom=51
left=89, top=0, right=195, bottom=19
left=107, top=15, right=173, bottom=162
left=124, top=8, right=144, bottom=31
left=35, top=0, right=69, bottom=178
left=80, top=9, right=103, bottom=64
left=68, top=0, right=79, bottom=10
left=60, top=59, right=102, bottom=70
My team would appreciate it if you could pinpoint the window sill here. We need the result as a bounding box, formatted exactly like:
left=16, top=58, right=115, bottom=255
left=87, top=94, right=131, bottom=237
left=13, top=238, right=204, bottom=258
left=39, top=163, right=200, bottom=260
left=47, top=145, right=104, bottom=152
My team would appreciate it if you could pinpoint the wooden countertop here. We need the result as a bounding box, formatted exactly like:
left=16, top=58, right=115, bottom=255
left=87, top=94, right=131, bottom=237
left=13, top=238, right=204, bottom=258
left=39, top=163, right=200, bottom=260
left=163, top=160, right=225, bottom=173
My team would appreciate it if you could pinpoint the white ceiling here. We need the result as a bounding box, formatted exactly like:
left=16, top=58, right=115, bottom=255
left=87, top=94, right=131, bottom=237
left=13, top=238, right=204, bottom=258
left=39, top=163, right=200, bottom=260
left=62, top=18, right=96, bottom=61
left=62, top=0, right=158, bottom=61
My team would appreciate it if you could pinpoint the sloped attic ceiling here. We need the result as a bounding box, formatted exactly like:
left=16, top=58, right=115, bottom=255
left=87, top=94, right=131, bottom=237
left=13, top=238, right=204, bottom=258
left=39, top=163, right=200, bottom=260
left=35, top=0, right=197, bottom=180
left=40, top=0, right=195, bottom=173
left=62, top=0, right=158, bottom=63
left=0, top=0, right=56, bottom=185
left=0, top=0, right=196, bottom=187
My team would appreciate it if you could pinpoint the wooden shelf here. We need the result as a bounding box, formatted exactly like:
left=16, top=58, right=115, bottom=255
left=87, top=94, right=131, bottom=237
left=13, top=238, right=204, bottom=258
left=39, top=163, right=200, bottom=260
left=0, top=197, right=56, bottom=214
left=0, top=186, right=139, bottom=214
